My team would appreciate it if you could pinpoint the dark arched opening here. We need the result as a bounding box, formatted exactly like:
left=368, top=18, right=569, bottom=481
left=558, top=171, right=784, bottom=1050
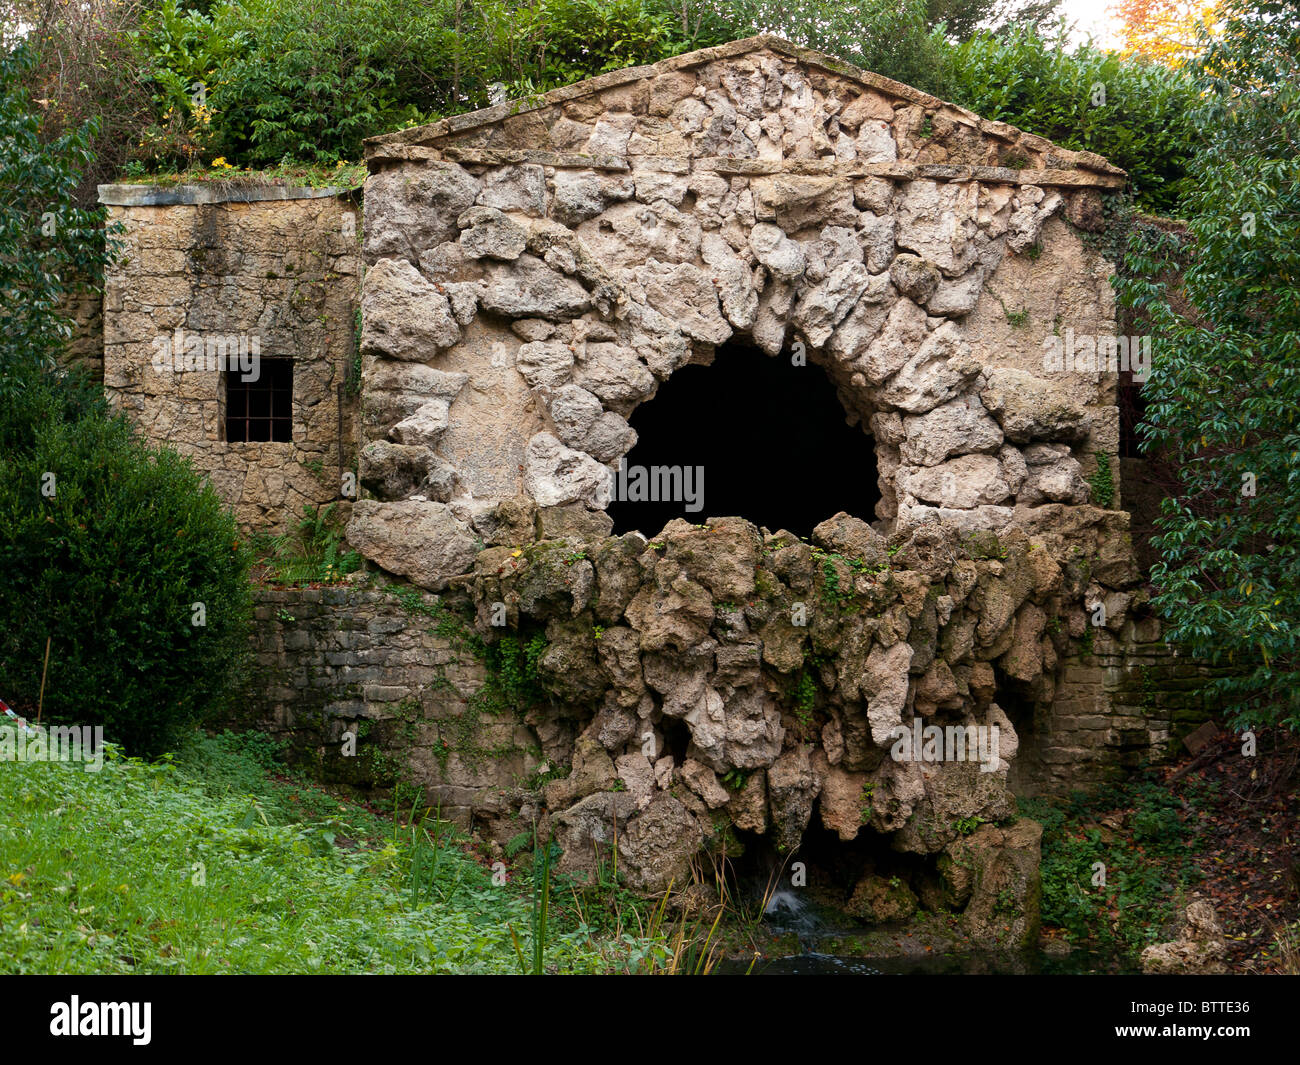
left=608, top=343, right=881, bottom=537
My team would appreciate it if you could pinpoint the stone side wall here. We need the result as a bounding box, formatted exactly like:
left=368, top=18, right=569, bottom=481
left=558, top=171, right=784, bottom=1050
left=243, top=586, right=1214, bottom=808
left=243, top=581, right=538, bottom=833
left=1012, top=616, right=1220, bottom=794
left=99, top=185, right=362, bottom=532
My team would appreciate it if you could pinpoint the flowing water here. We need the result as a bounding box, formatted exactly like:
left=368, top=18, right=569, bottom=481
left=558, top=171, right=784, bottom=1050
left=718, top=879, right=1132, bottom=975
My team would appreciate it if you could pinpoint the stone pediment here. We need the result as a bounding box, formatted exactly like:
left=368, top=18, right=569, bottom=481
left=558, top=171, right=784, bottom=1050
left=365, top=35, right=1125, bottom=191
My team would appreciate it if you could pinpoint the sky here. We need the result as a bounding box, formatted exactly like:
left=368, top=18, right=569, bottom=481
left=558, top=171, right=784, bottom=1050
left=1058, top=0, right=1123, bottom=46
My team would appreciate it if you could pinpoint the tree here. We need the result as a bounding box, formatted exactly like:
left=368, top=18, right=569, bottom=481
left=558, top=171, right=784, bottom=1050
left=0, top=44, right=108, bottom=374
left=654, top=0, right=957, bottom=97
left=1116, top=0, right=1300, bottom=731
left=1, top=0, right=155, bottom=203
left=926, top=0, right=1062, bottom=41
left=1111, top=0, right=1223, bottom=64
left=0, top=43, right=252, bottom=756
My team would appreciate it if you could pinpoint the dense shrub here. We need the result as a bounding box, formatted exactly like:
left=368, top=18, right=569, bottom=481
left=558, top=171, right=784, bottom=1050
left=0, top=372, right=253, bottom=757
left=471, top=0, right=682, bottom=100
left=660, top=0, right=956, bottom=98
left=201, top=0, right=455, bottom=165
left=947, top=26, right=1203, bottom=214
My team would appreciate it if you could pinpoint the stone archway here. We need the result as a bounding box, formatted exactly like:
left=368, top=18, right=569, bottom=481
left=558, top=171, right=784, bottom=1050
left=348, top=35, right=1123, bottom=590
left=606, top=339, right=884, bottom=536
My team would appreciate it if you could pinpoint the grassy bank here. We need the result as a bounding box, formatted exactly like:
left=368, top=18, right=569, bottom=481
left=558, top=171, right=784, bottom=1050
left=0, top=732, right=642, bottom=974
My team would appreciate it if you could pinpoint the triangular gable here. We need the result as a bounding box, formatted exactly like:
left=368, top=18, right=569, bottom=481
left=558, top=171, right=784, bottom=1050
left=366, top=35, right=1124, bottom=190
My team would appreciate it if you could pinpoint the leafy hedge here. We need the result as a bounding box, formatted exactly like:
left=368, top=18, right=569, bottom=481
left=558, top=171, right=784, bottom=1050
left=947, top=27, right=1204, bottom=214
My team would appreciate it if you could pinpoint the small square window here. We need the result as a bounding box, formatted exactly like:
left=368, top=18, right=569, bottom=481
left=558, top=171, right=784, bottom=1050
left=225, top=358, right=293, bottom=442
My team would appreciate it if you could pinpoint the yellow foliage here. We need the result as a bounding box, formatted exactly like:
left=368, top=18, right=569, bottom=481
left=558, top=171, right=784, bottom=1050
left=1109, top=0, right=1224, bottom=64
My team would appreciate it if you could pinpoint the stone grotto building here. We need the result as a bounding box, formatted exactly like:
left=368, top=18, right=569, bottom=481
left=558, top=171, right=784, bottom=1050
left=93, top=37, right=1212, bottom=945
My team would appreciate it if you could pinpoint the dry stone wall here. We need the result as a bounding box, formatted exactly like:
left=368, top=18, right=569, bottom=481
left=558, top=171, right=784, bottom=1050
left=99, top=185, right=362, bottom=532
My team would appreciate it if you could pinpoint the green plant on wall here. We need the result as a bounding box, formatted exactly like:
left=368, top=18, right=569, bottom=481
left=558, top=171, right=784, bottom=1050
left=859, top=781, right=876, bottom=824
left=793, top=669, right=817, bottom=723
left=1088, top=452, right=1115, bottom=508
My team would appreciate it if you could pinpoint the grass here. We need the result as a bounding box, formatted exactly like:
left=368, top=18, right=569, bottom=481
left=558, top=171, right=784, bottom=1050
left=251, top=503, right=362, bottom=586
left=0, top=731, right=636, bottom=974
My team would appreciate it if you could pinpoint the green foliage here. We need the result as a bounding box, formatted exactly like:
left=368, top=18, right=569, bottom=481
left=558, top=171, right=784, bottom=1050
left=1088, top=452, right=1115, bottom=508
left=1113, top=0, right=1300, bottom=733
left=947, top=25, right=1203, bottom=213
left=188, top=0, right=453, bottom=165
left=1020, top=777, right=1212, bottom=955
left=474, top=0, right=681, bottom=100
left=793, top=669, right=816, bottom=722
left=254, top=503, right=362, bottom=584
left=0, top=378, right=253, bottom=757
left=4, top=0, right=157, bottom=201
left=953, top=814, right=986, bottom=835
left=0, top=735, right=628, bottom=973
left=484, top=631, right=549, bottom=711
left=721, top=768, right=749, bottom=791
left=0, top=44, right=114, bottom=374
left=0, top=55, right=247, bottom=757
left=661, top=0, right=955, bottom=97
left=859, top=781, right=875, bottom=823
left=132, top=0, right=250, bottom=166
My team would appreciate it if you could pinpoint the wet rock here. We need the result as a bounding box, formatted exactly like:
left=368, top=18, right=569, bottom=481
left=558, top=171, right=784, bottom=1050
left=812, top=750, right=870, bottom=841
left=767, top=744, right=822, bottom=852
left=946, top=819, right=1043, bottom=948
left=847, top=874, right=919, bottom=924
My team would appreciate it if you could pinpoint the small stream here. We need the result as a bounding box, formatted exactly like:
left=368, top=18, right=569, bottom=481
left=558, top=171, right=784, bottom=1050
left=719, top=885, right=1133, bottom=975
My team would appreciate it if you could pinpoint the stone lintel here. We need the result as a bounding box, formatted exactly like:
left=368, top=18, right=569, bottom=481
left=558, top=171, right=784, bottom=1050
left=98, top=183, right=348, bottom=207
